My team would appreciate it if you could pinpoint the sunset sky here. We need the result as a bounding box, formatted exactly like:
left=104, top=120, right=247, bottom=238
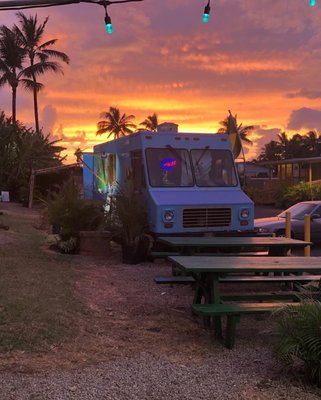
left=0, top=0, right=321, bottom=161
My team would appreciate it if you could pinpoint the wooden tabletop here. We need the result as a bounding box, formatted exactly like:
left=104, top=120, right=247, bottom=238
left=158, top=236, right=312, bottom=248
left=168, top=255, right=321, bottom=273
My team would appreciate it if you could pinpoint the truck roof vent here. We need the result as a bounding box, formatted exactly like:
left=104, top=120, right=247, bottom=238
left=157, top=122, right=179, bottom=133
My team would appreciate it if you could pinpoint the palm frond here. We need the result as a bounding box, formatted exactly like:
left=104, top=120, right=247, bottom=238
left=40, top=49, right=70, bottom=64
left=274, top=300, right=321, bottom=386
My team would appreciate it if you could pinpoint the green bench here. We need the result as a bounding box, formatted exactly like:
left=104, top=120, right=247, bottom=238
left=220, top=274, right=321, bottom=283
left=149, top=252, right=181, bottom=259
left=150, top=251, right=265, bottom=259
left=154, top=276, right=195, bottom=284
left=192, top=302, right=296, bottom=349
left=154, top=274, right=321, bottom=285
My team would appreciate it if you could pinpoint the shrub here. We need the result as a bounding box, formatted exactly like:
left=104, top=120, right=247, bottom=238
left=274, top=299, right=321, bottom=386
left=282, top=182, right=321, bottom=207
left=104, top=182, right=151, bottom=263
left=45, top=179, right=105, bottom=240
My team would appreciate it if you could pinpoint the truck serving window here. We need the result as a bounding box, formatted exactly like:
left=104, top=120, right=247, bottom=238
left=145, top=148, right=193, bottom=187
left=191, top=149, right=238, bottom=187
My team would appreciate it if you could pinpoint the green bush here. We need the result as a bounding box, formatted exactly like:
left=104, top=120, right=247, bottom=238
left=104, top=182, right=151, bottom=263
left=282, top=182, right=321, bottom=207
left=45, top=179, right=105, bottom=240
left=274, top=299, right=321, bottom=386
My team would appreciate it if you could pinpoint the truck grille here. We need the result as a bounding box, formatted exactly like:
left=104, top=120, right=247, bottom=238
left=183, top=208, right=231, bottom=228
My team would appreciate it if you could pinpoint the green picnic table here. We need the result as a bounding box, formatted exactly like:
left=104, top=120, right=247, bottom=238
left=168, top=255, right=321, bottom=348
left=158, top=236, right=311, bottom=256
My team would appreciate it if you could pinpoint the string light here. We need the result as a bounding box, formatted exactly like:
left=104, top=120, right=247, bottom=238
left=105, top=12, right=113, bottom=34
left=202, top=0, right=211, bottom=23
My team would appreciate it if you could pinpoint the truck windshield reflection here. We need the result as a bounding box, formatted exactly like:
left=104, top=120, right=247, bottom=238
left=146, top=148, right=237, bottom=187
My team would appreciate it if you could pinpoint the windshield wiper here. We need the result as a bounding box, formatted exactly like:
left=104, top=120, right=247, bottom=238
left=165, top=145, right=188, bottom=173
left=195, top=146, right=210, bottom=167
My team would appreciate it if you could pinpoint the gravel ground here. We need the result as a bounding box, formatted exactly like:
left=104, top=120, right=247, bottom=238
left=0, top=351, right=320, bottom=400
left=0, top=203, right=321, bottom=400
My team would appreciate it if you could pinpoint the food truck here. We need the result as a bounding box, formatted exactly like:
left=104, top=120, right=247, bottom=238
left=83, top=126, right=254, bottom=237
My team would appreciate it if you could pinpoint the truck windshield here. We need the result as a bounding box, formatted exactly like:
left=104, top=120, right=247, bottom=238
left=191, top=149, right=238, bottom=187
left=146, top=148, right=194, bottom=187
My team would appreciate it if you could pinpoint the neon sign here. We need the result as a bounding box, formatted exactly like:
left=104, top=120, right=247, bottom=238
left=160, top=158, right=177, bottom=170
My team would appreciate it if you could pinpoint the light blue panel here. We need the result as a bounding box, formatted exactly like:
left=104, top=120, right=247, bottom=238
left=83, top=153, right=94, bottom=199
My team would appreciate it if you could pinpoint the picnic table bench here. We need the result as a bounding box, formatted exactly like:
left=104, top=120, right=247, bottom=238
left=192, top=302, right=297, bottom=349
left=167, top=255, right=321, bottom=348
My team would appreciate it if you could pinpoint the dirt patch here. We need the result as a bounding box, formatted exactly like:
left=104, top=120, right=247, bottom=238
left=0, top=203, right=293, bottom=372
left=0, top=247, right=283, bottom=373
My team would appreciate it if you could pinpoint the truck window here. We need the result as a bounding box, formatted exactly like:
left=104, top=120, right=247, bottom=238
left=131, top=150, right=146, bottom=190
left=145, top=148, right=193, bottom=187
left=191, top=149, right=238, bottom=187
left=106, top=154, right=116, bottom=185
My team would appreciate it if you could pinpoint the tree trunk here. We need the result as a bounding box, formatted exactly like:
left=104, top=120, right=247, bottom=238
left=12, top=85, right=16, bottom=123
left=33, top=81, right=39, bottom=133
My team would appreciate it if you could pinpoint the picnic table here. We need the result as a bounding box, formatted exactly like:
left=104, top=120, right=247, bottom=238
left=158, top=236, right=312, bottom=256
left=168, top=255, right=321, bottom=348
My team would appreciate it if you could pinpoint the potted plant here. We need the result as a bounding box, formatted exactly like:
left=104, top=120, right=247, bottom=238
left=45, top=179, right=109, bottom=254
left=105, top=182, right=151, bottom=264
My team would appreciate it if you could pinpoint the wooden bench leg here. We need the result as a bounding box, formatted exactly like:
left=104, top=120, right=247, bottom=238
left=193, top=282, right=203, bottom=305
left=225, top=315, right=240, bottom=349
left=214, top=316, right=223, bottom=338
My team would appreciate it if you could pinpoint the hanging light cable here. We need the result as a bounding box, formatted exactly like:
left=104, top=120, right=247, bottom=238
left=202, top=0, right=211, bottom=23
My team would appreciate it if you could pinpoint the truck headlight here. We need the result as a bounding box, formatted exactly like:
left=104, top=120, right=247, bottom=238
left=163, top=210, right=175, bottom=222
left=240, top=208, right=250, bottom=219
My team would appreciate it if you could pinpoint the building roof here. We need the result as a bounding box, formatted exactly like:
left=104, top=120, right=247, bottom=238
left=258, top=156, right=321, bottom=166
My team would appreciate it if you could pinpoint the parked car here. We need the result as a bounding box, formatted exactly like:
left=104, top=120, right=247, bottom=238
left=254, top=201, right=321, bottom=242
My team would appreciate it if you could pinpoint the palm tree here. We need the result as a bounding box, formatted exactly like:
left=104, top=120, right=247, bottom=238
left=303, top=130, right=321, bottom=156
left=218, top=114, right=254, bottom=145
left=97, top=106, right=136, bottom=139
left=0, top=25, right=32, bottom=123
left=14, top=13, right=70, bottom=133
left=140, top=113, right=158, bottom=132
left=257, top=140, right=283, bottom=161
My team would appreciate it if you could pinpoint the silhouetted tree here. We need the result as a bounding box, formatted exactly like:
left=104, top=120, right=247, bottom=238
left=140, top=113, right=158, bottom=132
left=97, top=106, right=136, bottom=139
left=14, top=13, right=70, bottom=133
left=0, top=25, right=32, bottom=123
left=258, top=131, right=321, bottom=161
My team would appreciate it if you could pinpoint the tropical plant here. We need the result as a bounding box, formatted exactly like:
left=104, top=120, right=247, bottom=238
left=140, top=112, right=158, bottom=132
left=104, top=182, right=150, bottom=263
left=0, top=111, right=65, bottom=200
left=218, top=114, right=254, bottom=145
left=274, top=300, right=321, bottom=386
left=97, top=106, right=136, bottom=139
left=14, top=12, right=70, bottom=133
left=46, top=179, right=105, bottom=242
left=0, top=25, right=32, bottom=123
left=282, top=181, right=321, bottom=206
left=257, top=140, right=283, bottom=161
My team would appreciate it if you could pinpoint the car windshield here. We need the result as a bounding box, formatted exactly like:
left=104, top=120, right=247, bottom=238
left=279, top=203, right=317, bottom=220
left=145, top=148, right=194, bottom=187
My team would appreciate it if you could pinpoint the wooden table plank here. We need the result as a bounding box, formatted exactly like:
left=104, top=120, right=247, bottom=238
left=159, top=236, right=311, bottom=248
left=168, top=256, right=321, bottom=273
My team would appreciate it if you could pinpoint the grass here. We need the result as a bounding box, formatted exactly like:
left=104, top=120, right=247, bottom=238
left=0, top=205, right=85, bottom=352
